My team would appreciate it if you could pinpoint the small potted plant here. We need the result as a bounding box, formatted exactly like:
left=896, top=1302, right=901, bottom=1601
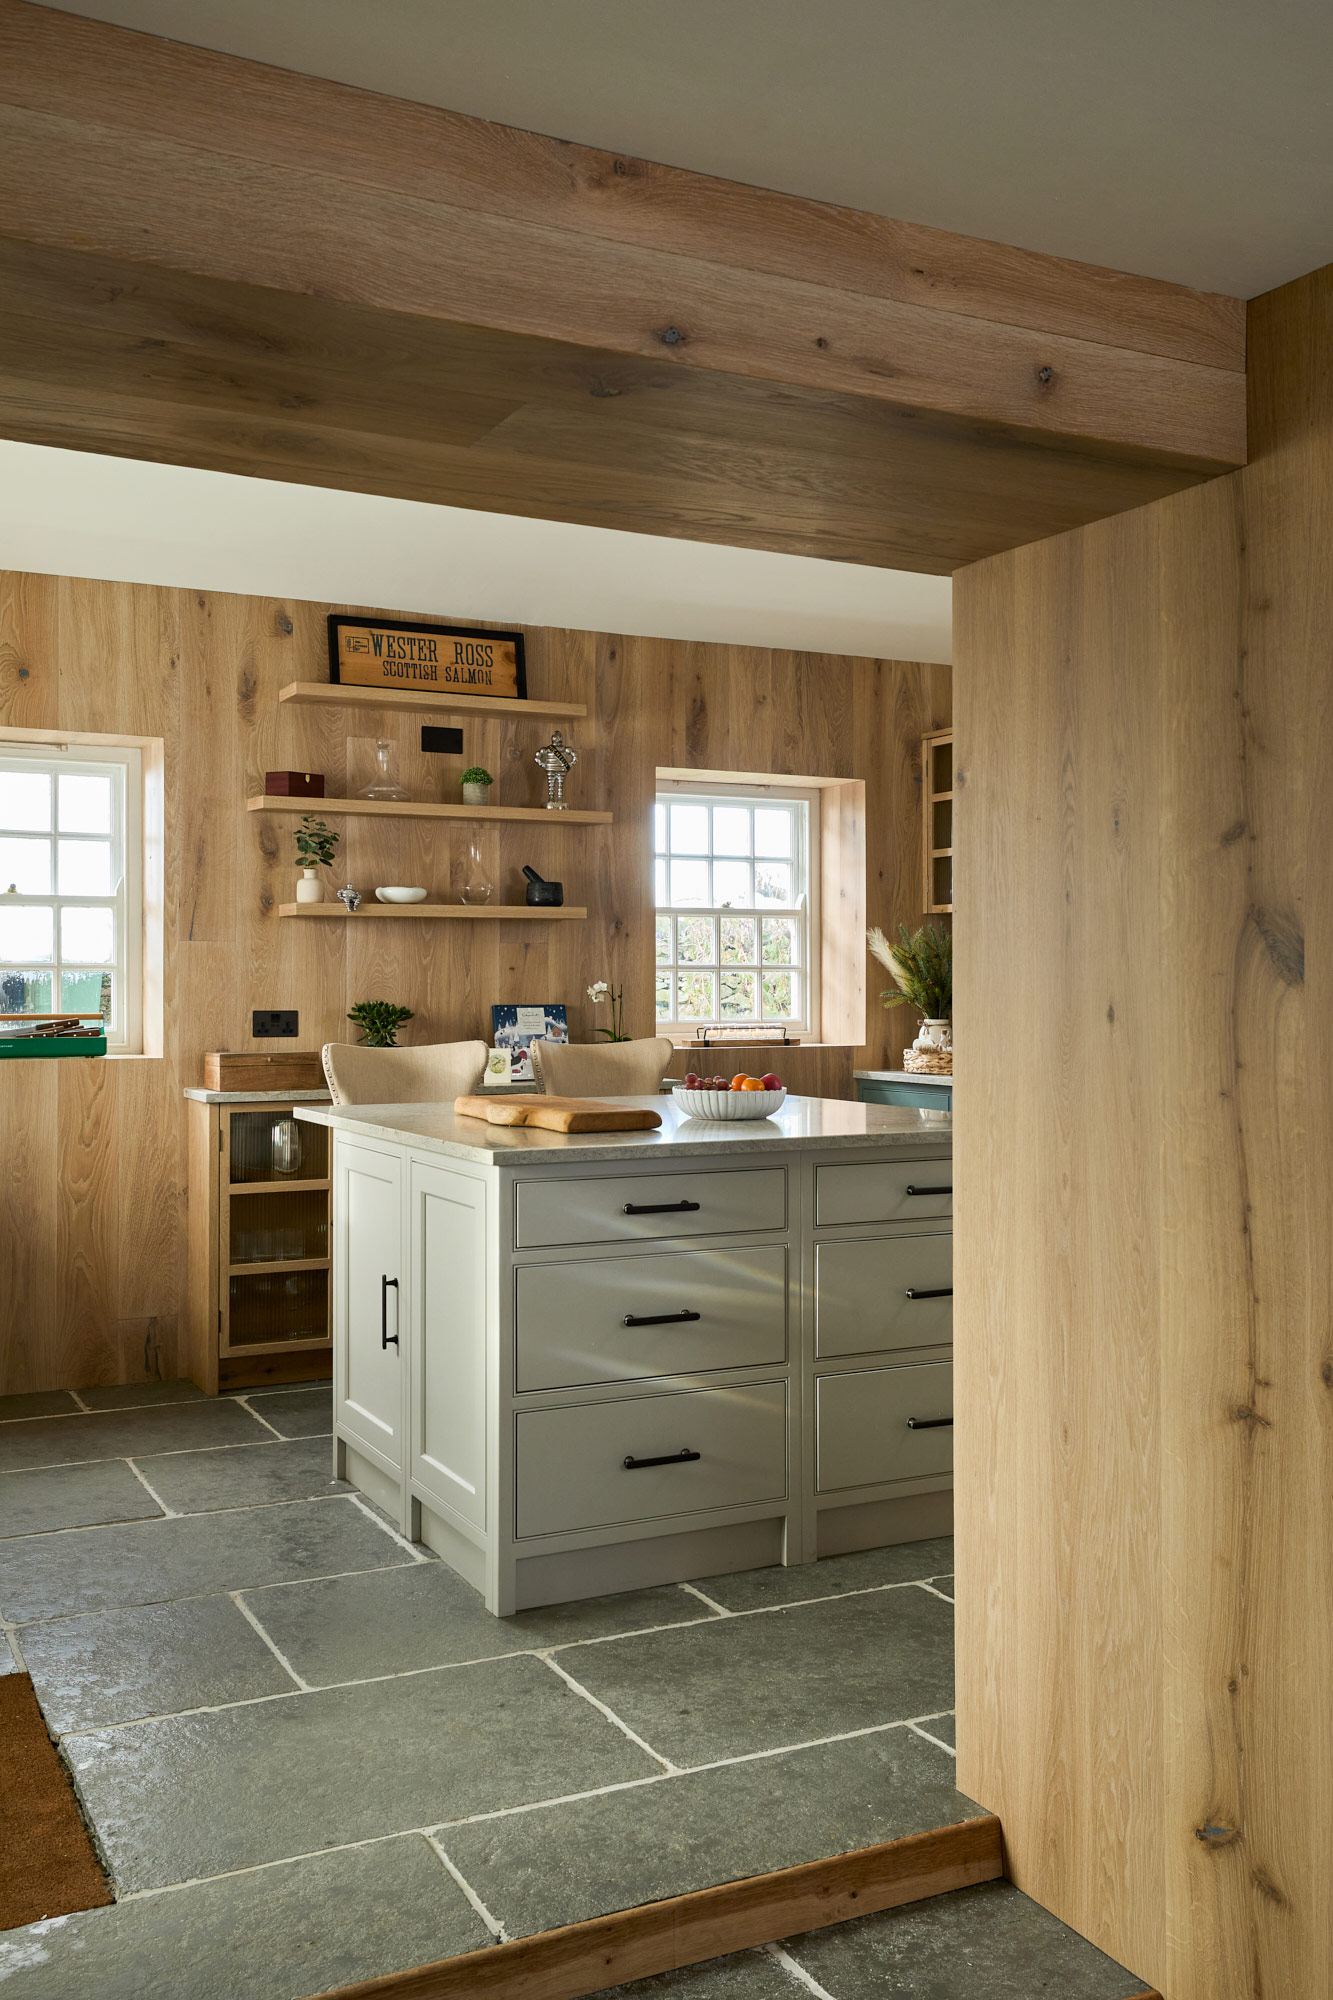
left=461, top=766, right=494, bottom=807
left=587, top=980, right=630, bottom=1042
left=868, top=922, right=953, bottom=1068
left=294, top=815, right=339, bottom=904
left=347, top=1000, right=414, bottom=1048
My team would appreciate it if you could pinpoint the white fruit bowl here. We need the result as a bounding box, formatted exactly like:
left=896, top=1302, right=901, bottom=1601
left=672, top=1084, right=787, bottom=1122
left=374, top=886, right=428, bottom=904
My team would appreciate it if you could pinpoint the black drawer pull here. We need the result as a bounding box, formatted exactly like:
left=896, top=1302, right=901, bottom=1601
left=623, top=1199, right=701, bottom=1215
left=906, top=1415, right=953, bottom=1429
left=905, top=1184, right=952, bottom=1197
left=904, top=1287, right=953, bottom=1300
left=623, top=1448, right=702, bottom=1470
left=381, top=1274, right=399, bottom=1350
left=623, top=1309, right=703, bottom=1327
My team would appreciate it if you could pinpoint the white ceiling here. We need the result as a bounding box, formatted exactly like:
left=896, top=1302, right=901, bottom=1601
left=30, top=0, right=1333, bottom=296
left=0, top=443, right=952, bottom=663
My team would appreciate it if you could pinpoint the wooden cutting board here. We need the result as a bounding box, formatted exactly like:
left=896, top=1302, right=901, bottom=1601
left=454, top=1093, right=662, bottom=1133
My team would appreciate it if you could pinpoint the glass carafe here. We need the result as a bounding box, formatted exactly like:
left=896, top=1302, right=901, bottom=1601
left=358, top=739, right=410, bottom=801
left=270, top=1116, right=303, bottom=1178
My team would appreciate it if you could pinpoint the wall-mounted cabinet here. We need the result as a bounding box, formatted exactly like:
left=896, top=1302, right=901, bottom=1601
left=922, top=728, right=953, bottom=915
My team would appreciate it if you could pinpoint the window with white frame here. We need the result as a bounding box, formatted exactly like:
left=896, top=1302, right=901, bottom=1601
left=654, top=782, right=818, bottom=1036
left=0, top=746, right=142, bottom=1052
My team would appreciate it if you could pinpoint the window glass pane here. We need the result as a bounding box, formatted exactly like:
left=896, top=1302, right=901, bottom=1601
left=58, top=774, right=113, bottom=835
left=720, top=969, right=756, bottom=1018
left=0, top=837, right=51, bottom=894
left=762, top=969, right=795, bottom=1018
left=60, top=906, right=114, bottom=963
left=753, top=808, right=792, bottom=858
left=0, top=772, right=51, bottom=832
left=676, top=916, right=715, bottom=965
left=653, top=802, right=667, bottom=852
left=60, top=969, right=112, bottom=1021
left=676, top=970, right=716, bottom=1020
left=0, top=905, right=54, bottom=962
left=58, top=839, right=113, bottom=896
left=720, top=916, right=756, bottom=964
left=669, top=858, right=709, bottom=906
left=669, top=803, right=709, bottom=854
left=712, top=859, right=752, bottom=908
left=655, top=972, right=672, bottom=1020
left=762, top=917, right=797, bottom=965
left=712, top=807, right=751, bottom=856
left=655, top=915, right=672, bottom=964
left=0, top=969, right=53, bottom=1013
left=755, top=861, right=792, bottom=904
left=654, top=857, right=668, bottom=905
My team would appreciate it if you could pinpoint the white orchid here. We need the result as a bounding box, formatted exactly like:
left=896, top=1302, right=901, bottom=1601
left=587, top=981, right=609, bottom=1002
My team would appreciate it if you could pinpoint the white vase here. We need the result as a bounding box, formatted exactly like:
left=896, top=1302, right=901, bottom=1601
left=296, top=868, right=323, bottom=904
left=916, top=1018, right=952, bottom=1051
left=462, top=782, right=491, bottom=807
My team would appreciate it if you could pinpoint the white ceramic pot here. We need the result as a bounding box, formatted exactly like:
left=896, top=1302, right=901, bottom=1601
left=462, top=782, right=491, bottom=806
left=295, top=868, right=323, bottom=904
left=916, top=1018, right=952, bottom=1051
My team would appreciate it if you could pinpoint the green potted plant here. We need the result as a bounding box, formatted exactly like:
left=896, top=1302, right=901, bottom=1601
left=294, top=815, right=339, bottom=904
left=347, top=1000, right=414, bottom=1048
left=461, top=766, right=494, bottom=807
left=587, top=979, right=630, bottom=1041
left=868, top=922, right=952, bottom=1062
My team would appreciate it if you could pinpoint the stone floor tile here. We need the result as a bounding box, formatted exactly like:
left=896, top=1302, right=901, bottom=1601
left=560, top=1584, right=954, bottom=1766
left=246, top=1561, right=713, bottom=1685
left=593, top=1949, right=797, bottom=1999
left=22, top=1594, right=294, bottom=1733
left=1, top=1459, right=163, bottom=1538
left=0, top=1633, right=18, bottom=1673
left=76, top=1382, right=208, bottom=1411
left=919, top=1711, right=956, bottom=1749
left=243, top=1386, right=332, bottom=1439
left=0, top=1399, right=269, bottom=1474
left=142, top=1437, right=348, bottom=1514
left=930, top=1571, right=956, bottom=1599
left=0, top=1390, right=81, bottom=1422
left=0, top=1832, right=492, bottom=1999
left=67, top=1653, right=658, bottom=1891
left=786, top=1879, right=1147, bottom=1998
left=443, top=1724, right=981, bottom=1939
left=694, top=1535, right=955, bottom=1611
left=0, top=1495, right=412, bottom=1622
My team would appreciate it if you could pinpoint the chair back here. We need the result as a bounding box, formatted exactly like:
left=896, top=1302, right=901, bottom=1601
left=321, top=1040, right=488, bottom=1106
left=531, top=1036, right=673, bottom=1098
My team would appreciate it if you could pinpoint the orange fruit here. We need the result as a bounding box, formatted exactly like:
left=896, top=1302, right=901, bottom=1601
left=730, top=1073, right=748, bottom=1089
left=741, top=1076, right=766, bottom=1091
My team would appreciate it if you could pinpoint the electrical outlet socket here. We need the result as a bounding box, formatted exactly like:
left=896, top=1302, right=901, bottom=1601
left=253, top=1010, right=298, bottom=1038
left=421, top=725, right=464, bottom=755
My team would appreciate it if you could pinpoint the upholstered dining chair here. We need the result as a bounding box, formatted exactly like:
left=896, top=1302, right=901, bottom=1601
left=530, top=1035, right=674, bottom=1097
left=321, top=1040, right=488, bottom=1106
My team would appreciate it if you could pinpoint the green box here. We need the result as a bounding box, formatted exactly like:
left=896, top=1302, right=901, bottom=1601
left=0, top=1034, right=107, bottom=1059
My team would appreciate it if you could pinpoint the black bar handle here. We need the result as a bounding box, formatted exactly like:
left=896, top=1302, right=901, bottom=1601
left=623, top=1199, right=701, bottom=1215
left=906, top=1415, right=953, bottom=1429
left=905, top=1184, right=952, bottom=1197
left=904, top=1287, right=954, bottom=1300
left=623, top=1448, right=701, bottom=1470
left=381, top=1274, right=399, bottom=1350
left=623, top=1309, right=703, bottom=1327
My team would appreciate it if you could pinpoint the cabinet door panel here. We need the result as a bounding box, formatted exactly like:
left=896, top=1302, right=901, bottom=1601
left=816, top=1362, right=953, bottom=1492
left=815, top=1159, right=952, bottom=1226
left=815, top=1234, right=952, bottom=1357
left=412, top=1163, right=486, bottom=1529
left=515, top=1168, right=785, bottom=1249
left=335, top=1141, right=402, bottom=1468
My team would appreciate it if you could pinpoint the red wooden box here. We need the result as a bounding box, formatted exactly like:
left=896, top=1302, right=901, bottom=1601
left=264, top=771, right=325, bottom=797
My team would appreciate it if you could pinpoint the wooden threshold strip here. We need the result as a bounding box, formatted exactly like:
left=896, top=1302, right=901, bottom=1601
left=308, top=1815, right=1002, bottom=2000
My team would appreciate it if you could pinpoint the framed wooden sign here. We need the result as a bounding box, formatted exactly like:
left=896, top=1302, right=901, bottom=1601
left=327, top=615, right=526, bottom=700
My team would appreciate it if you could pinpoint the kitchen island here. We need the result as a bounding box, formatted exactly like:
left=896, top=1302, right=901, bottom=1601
left=297, top=1094, right=953, bottom=1615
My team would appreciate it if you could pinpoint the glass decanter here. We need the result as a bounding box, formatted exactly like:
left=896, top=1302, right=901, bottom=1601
left=358, top=739, right=410, bottom=801
left=460, top=836, right=493, bottom=905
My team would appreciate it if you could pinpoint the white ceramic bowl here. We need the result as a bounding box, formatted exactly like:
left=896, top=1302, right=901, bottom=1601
left=374, top=886, right=428, bottom=904
left=672, top=1084, right=787, bottom=1122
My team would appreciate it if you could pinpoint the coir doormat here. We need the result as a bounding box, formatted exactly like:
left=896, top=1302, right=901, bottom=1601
left=0, top=1674, right=111, bottom=1930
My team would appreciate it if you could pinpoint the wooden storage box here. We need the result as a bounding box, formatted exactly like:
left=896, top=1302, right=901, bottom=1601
left=264, top=770, right=324, bottom=797
left=204, top=1050, right=326, bottom=1092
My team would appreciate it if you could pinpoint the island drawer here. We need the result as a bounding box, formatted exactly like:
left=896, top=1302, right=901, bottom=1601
left=816, top=1361, right=953, bottom=1491
left=516, top=1244, right=788, bottom=1391
left=815, top=1160, right=952, bottom=1227
left=815, top=1233, right=952, bottom=1358
left=515, top=1167, right=786, bottom=1249
left=516, top=1380, right=787, bottom=1537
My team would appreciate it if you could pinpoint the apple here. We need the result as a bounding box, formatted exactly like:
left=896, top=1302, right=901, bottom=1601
left=760, top=1072, right=783, bottom=1091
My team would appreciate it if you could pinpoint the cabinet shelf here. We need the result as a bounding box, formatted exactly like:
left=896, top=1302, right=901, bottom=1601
left=229, top=1177, right=331, bottom=1197
left=278, top=681, right=585, bottom=722
left=248, top=794, right=611, bottom=826
left=278, top=902, right=586, bottom=921
left=229, top=1256, right=330, bottom=1277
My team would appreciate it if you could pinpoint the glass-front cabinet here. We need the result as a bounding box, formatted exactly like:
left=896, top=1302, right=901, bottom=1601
left=186, top=1094, right=332, bottom=1392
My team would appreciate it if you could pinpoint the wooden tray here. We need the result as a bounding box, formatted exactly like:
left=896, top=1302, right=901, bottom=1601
left=455, top=1094, right=662, bottom=1133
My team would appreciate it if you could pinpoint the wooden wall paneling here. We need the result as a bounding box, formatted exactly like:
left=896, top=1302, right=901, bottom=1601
left=0, top=1063, right=59, bottom=1395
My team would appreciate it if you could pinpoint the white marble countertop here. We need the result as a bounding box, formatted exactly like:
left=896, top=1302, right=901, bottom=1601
left=184, top=1088, right=332, bottom=1104
left=295, top=1093, right=951, bottom=1167
left=853, top=1070, right=953, bottom=1085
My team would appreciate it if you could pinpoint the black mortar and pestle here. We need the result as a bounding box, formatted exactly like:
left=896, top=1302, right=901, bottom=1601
left=523, top=865, right=564, bottom=908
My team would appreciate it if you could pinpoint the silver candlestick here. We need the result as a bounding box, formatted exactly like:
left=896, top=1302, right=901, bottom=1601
left=534, top=731, right=577, bottom=811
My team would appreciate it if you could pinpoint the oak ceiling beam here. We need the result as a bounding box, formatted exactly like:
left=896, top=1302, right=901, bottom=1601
left=0, top=0, right=1246, bottom=570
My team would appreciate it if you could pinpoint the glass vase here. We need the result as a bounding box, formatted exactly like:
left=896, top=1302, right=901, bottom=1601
left=460, top=836, right=492, bottom=905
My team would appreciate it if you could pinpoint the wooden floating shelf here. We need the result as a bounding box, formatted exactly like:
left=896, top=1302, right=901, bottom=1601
left=278, top=681, right=586, bottom=722
left=248, top=794, right=611, bottom=826
left=278, top=902, right=587, bottom=922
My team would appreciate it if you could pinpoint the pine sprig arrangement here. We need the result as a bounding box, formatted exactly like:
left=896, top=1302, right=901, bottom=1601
left=867, top=922, right=952, bottom=1019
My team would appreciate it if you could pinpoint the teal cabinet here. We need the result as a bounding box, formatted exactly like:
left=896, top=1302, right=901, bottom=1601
left=856, top=1075, right=952, bottom=1113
